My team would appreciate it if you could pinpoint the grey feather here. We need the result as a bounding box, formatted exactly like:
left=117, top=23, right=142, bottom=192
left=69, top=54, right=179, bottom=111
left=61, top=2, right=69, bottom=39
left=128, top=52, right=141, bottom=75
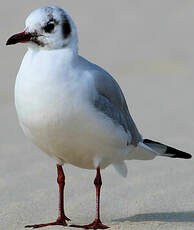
left=87, top=61, right=142, bottom=146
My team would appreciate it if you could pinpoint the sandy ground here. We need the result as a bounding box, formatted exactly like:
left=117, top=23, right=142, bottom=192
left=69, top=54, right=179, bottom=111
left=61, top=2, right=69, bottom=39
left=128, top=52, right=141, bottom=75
left=1, top=0, right=194, bottom=229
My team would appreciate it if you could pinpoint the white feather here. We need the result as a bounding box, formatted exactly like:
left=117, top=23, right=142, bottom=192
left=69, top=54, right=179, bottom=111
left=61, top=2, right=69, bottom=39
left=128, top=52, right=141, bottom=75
left=14, top=6, right=158, bottom=176
left=113, top=161, right=128, bottom=177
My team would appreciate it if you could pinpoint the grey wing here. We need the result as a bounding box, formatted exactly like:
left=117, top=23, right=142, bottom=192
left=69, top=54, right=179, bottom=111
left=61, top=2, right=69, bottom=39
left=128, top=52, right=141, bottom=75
left=92, top=67, right=142, bottom=146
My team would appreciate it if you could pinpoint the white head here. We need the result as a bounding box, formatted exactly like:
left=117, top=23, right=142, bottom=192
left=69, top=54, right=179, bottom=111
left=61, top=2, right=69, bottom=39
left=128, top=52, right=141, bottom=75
left=6, top=6, right=78, bottom=52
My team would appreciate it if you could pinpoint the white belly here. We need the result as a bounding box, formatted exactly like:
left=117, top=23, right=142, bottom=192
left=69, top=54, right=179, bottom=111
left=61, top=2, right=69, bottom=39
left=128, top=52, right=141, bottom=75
left=15, top=67, right=130, bottom=169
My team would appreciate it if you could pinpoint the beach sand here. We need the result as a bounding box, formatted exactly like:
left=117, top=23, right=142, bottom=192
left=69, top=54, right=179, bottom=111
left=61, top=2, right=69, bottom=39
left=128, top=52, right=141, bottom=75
left=1, top=1, right=194, bottom=229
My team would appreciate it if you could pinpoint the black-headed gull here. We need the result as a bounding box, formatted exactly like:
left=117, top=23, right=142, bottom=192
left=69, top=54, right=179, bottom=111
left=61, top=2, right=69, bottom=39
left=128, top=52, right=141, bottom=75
left=6, top=5, right=192, bottom=229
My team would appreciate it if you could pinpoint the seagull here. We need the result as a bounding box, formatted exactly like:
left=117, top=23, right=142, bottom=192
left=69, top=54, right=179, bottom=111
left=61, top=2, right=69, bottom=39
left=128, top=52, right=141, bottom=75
left=6, top=5, right=192, bottom=229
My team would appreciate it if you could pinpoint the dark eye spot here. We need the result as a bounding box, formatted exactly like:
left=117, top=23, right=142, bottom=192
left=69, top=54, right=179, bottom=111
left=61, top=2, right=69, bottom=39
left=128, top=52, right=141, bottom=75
left=61, top=14, right=71, bottom=39
left=62, top=21, right=71, bottom=39
left=44, top=23, right=55, bottom=33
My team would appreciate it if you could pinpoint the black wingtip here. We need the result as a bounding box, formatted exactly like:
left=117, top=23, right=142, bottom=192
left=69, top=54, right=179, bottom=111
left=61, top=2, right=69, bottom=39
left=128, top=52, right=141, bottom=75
left=166, top=146, right=192, bottom=159
left=143, top=139, right=192, bottom=159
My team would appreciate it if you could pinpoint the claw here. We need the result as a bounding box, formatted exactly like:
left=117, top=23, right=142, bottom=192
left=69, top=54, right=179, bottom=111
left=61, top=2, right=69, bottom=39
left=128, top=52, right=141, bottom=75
left=25, top=217, right=69, bottom=229
left=70, top=219, right=109, bottom=229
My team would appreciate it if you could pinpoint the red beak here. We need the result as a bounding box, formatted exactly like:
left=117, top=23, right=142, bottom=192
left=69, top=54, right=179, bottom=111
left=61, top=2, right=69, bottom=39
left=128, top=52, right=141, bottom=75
left=6, top=31, right=33, bottom=45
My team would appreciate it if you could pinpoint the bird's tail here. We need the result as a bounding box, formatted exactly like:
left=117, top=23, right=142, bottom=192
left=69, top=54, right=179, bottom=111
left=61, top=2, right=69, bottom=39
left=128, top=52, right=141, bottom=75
left=143, top=139, right=192, bottom=159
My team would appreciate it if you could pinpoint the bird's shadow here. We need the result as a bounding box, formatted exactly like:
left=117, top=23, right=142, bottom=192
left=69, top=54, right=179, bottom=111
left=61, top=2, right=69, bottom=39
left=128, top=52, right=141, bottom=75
left=113, top=211, right=194, bottom=223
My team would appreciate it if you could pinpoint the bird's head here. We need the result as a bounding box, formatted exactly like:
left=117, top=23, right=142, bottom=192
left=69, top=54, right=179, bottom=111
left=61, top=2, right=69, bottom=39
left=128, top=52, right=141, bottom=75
left=6, top=6, right=78, bottom=51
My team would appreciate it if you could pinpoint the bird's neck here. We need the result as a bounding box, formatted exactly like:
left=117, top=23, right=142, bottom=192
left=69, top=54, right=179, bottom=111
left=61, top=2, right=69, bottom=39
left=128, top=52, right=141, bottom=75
left=28, top=47, right=79, bottom=67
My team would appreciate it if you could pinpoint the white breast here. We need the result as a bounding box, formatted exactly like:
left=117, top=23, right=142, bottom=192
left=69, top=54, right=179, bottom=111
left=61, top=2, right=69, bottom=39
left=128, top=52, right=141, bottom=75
left=15, top=49, right=130, bottom=169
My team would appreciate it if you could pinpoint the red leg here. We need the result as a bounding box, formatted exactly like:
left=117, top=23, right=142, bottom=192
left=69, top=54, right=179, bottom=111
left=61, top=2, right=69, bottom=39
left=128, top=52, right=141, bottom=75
left=70, top=167, right=109, bottom=229
left=25, top=164, right=70, bottom=229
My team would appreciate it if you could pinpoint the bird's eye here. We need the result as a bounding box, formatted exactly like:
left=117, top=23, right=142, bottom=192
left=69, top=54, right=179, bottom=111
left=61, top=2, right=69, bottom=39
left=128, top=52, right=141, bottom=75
left=44, top=23, right=55, bottom=33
